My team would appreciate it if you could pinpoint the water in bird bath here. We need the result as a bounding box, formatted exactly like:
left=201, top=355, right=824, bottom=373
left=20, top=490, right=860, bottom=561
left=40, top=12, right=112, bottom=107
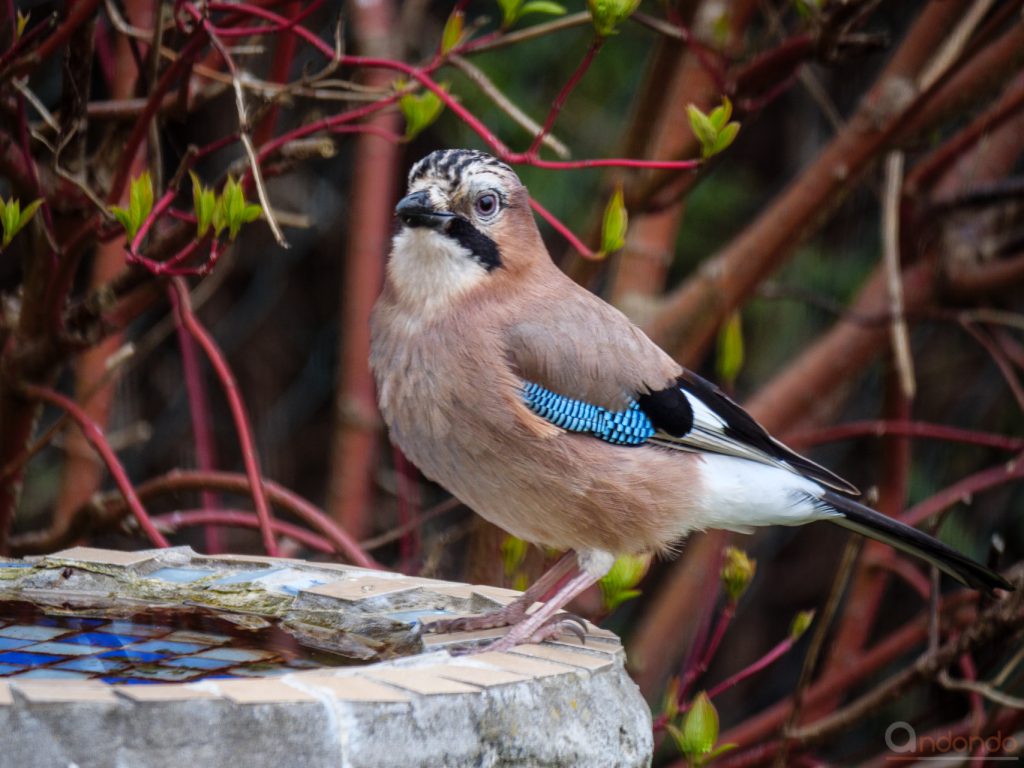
left=0, top=599, right=361, bottom=684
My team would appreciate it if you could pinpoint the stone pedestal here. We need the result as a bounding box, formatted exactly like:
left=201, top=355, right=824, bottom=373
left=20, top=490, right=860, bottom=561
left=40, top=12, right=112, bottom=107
left=0, top=546, right=652, bottom=767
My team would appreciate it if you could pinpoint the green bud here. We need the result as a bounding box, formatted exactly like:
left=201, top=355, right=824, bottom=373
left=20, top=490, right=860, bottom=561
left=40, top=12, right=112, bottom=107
left=599, top=184, right=628, bottom=256
left=586, top=0, right=640, bottom=37
left=599, top=553, right=650, bottom=611
left=501, top=535, right=528, bottom=578
left=789, top=609, right=815, bottom=641
left=680, top=692, right=718, bottom=758
left=720, top=546, right=756, bottom=604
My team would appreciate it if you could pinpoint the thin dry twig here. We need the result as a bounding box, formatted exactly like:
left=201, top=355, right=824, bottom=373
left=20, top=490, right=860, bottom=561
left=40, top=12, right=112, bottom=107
left=449, top=54, right=569, bottom=158
left=202, top=19, right=288, bottom=247
left=883, top=151, right=916, bottom=399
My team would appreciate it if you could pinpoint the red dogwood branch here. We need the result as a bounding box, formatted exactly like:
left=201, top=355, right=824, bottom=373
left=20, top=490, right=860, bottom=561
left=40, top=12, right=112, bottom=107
left=21, top=384, right=169, bottom=548
left=169, top=278, right=279, bottom=556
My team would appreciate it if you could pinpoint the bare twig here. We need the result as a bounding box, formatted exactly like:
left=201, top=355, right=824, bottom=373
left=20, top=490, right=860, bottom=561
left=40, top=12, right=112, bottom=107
left=882, top=151, right=916, bottom=399
left=21, top=384, right=169, bottom=548
left=449, top=54, right=569, bottom=158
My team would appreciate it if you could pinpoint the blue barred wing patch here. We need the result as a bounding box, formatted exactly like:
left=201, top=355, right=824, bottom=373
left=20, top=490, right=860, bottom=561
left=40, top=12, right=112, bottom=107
left=521, top=381, right=654, bottom=446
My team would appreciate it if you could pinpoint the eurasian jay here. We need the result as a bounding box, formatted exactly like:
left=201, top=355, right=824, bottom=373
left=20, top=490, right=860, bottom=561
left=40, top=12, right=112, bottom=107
left=369, top=148, right=1010, bottom=651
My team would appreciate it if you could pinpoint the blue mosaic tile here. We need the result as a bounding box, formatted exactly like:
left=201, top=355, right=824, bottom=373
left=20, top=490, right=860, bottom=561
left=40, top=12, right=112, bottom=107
left=97, top=648, right=165, bottom=663
left=0, top=663, right=25, bottom=675
left=194, top=647, right=275, bottom=663
left=101, top=621, right=172, bottom=637
left=0, top=562, right=31, bottom=568
left=26, top=641, right=104, bottom=656
left=0, top=625, right=68, bottom=641
left=0, top=637, right=32, bottom=651
left=35, top=616, right=105, bottom=629
left=56, top=657, right=129, bottom=674
left=0, top=651, right=62, bottom=666
left=60, top=632, right=143, bottom=648
left=128, top=639, right=206, bottom=655
left=162, top=656, right=232, bottom=671
left=210, top=568, right=283, bottom=586
left=101, top=677, right=158, bottom=685
left=148, top=567, right=217, bottom=583
left=15, top=668, right=91, bottom=679
left=243, top=567, right=334, bottom=596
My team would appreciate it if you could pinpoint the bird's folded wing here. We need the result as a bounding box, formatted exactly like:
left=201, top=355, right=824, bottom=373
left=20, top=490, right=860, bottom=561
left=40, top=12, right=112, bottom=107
left=503, top=286, right=680, bottom=411
left=642, top=370, right=859, bottom=495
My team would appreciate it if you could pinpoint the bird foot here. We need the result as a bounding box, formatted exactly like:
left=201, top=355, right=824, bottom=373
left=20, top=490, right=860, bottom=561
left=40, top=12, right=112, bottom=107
left=450, top=612, right=589, bottom=655
left=426, top=603, right=527, bottom=635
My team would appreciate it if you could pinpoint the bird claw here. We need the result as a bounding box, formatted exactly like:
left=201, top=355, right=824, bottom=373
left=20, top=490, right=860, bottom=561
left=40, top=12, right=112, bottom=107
left=448, top=612, right=590, bottom=655
left=426, top=604, right=525, bottom=635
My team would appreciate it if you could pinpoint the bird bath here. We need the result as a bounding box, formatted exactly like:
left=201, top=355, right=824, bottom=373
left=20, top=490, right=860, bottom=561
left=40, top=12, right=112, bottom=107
left=0, top=546, right=652, bottom=767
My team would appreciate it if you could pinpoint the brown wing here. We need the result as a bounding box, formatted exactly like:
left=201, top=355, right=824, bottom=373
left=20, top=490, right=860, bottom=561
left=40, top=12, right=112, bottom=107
left=502, top=273, right=680, bottom=410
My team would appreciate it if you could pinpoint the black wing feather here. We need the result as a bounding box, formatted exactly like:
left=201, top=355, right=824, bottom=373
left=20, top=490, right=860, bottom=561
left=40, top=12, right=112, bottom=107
left=638, top=370, right=860, bottom=496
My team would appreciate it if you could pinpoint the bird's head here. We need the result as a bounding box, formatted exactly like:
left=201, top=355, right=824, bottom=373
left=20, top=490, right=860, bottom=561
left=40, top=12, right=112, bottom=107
left=387, top=149, right=545, bottom=313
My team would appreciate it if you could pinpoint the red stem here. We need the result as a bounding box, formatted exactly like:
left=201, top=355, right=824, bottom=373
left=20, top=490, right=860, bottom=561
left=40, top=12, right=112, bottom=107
left=527, top=36, right=605, bottom=157
left=139, top=469, right=378, bottom=567
left=169, top=278, right=279, bottom=556
left=21, top=384, right=169, bottom=548
left=706, top=634, right=797, bottom=700
left=528, top=197, right=594, bottom=257
left=786, top=419, right=1024, bottom=452
left=169, top=282, right=223, bottom=553
left=153, top=509, right=335, bottom=554
left=679, top=601, right=735, bottom=702
left=902, top=450, right=1024, bottom=528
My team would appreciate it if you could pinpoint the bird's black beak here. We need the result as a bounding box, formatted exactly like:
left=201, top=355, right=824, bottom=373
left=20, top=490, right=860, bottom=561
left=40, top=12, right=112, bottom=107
left=395, top=190, right=455, bottom=231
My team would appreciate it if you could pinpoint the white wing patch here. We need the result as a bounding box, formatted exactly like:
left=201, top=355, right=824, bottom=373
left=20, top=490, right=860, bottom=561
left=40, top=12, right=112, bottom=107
left=650, top=389, right=803, bottom=478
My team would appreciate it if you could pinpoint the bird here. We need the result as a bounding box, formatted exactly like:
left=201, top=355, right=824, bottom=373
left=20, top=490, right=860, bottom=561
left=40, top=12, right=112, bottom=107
left=369, top=148, right=1011, bottom=651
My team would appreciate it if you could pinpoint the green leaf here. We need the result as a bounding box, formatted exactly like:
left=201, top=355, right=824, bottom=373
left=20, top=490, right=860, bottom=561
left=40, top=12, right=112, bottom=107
left=110, top=207, right=134, bottom=238
left=242, top=203, right=262, bottom=224
left=715, top=309, right=744, bottom=388
left=0, top=196, right=42, bottom=248
left=129, top=171, right=154, bottom=235
left=500, top=535, right=528, bottom=578
left=399, top=86, right=447, bottom=141
left=220, top=176, right=250, bottom=240
left=708, top=97, right=732, bottom=132
left=689, top=100, right=742, bottom=160
left=586, top=0, right=640, bottom=36
left=687, top=104, right=717, bottom=152
left=211, top=196, right=227, bottom=238
left=190, top=171, right=216, bottom=238
left=599, top=553, right=649, bottom=611
left=680, top=692, right=719, bottom=760
left=789, top=609, right=815, bottom=641
left=497, top=0, right=522, bottom=28
left=18, top=198, right=43, bottom=231
left=16, top=10, right=29, bottom=39
left=520, top=1, right=567, bottom=19
left=441, top=9, right=464, bottom=54
left=711, top=122, right=741, bottom=156
left=0, top=199, right=18, bottom=248
left=600, top=184, right=628, bottom=255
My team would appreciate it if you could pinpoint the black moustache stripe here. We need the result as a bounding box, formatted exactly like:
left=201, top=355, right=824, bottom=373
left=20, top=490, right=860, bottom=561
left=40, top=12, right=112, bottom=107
left=447, top=218, right=502, bottom=271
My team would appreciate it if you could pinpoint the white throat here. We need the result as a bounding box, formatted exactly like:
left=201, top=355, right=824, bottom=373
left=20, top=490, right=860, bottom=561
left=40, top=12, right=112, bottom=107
left=387, top=227, right=488, bottom=319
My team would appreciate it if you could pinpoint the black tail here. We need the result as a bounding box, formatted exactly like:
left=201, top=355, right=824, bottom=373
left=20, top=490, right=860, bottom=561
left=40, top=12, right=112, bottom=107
left=822, top=490, right=1012, bottom=593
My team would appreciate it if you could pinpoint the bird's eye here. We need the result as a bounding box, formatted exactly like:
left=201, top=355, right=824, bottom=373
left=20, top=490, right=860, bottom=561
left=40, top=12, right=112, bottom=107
left=474, top=192, right=499, bottom=218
